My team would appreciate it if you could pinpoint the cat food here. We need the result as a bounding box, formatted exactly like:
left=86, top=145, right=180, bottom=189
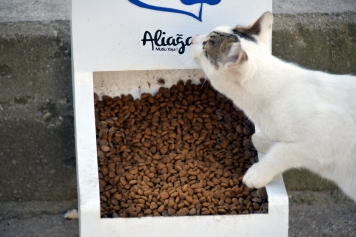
left=95, top=79, right=268, bottom=218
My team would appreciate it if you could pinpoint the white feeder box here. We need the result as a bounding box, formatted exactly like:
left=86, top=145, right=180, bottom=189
left=71, top=0, right=288, bottom=236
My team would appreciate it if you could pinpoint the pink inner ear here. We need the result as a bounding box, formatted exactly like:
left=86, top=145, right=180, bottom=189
left=225, top=48, right=247, bottom=69
left=225, top=43, right=242, bottom=67
left=227, top=54, right=240, bottom=64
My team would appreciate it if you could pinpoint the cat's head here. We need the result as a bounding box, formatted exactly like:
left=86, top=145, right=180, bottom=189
left=191, top=12, right=273, bottom=85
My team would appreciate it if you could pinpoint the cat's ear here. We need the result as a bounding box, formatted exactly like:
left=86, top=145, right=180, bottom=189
left=234, top=11, right=273, bottom=48
left=224, top=43, right=248, bottom=70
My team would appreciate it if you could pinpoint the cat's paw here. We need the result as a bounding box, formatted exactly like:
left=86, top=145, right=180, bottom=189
left=243, top=163, right=273, bottom=188
left=252, top=132, right=273, bottom=154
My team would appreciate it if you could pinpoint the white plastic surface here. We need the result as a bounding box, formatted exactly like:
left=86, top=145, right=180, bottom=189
left=72, top=70, right=289, bottom=237
left=72, top=0, right=288, bottom=236
left=71, top=0, right=272, bottom=72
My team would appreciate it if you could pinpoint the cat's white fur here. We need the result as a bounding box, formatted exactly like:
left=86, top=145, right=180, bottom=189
left=191, top=12, right=356, bottom=202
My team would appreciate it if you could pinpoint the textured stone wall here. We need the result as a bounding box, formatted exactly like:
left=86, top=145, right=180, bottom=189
left=1, top=13, right=355, bottom=203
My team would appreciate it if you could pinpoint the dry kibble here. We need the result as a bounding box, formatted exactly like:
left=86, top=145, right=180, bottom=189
left=257, top=187, right=267, bottom=199
left=157, top=163, right=165, bottom=170
left=253, top=203, right=260, bottom=210
left=150, top=202, right=158, bottom=210
left=113, top=193, right=122, bottom=201
left=202, top=210, right=210, bottom=215
left=220, top=140, right=230, bottom=149
left=179, top=170, right=187, bottom=177
left=189, top=208, right=197, bottom=215
left=243, top=126, right=252, bottom=135
left=243, top=139, right=253, bottom=148
left=236, top=125, right=243, bottom=134
left=151, top=105, right=159, bottom=113
left=129, top=169, right=138, bottom=175
left=186, top=196, right=193, bottom=204
left=161, top=191, right=169, bottom=200
left=101, top=146, right=110, bottom=152
left=168, top=208, right=176, bottom=216
left=158, top=205, right=165, bottom=213
left=160, top=146, right=168, bottom=155
left=176, top=209, right=186, bottom=216
left=95, top=80, right=268, bottom=218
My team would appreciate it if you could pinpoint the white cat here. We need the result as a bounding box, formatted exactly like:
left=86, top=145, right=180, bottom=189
left=190, top=11, right=356, bottom=202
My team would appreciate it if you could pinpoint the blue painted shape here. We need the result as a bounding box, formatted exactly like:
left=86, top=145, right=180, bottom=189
left=128, top=0, right=221, bottom=21
left=180, top=0, right=221, bottom=5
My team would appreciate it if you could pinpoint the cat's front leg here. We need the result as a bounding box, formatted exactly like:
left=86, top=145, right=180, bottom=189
left=243, top=142, right=300, bottom=188
left=251, top=132, right=275, bottom=154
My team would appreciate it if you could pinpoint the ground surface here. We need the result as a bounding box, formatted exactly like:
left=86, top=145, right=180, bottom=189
left=1, top=191, right=355, bottom=237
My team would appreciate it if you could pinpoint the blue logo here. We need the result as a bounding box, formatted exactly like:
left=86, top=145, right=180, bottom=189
left=129, top=0, right=221, bottom=22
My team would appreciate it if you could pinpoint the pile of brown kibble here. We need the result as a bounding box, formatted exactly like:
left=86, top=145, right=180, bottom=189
left=95, top=79, right=268, bottom=218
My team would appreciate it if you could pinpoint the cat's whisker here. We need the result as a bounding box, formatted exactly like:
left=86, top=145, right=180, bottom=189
left=168, top=66, right=185, bottom=80
left=171, top=62, right=191, bottom=80
left=177, top=53, right=192, bottom=63
left=169, top=53, right=191, bottom=66
left=169, top=55, right=191, bottom=74
left=200, top=78, right=208, bottom=89
left=175, top=55, right=193, bottom=70
left=168, top=56, right=193, bottom=81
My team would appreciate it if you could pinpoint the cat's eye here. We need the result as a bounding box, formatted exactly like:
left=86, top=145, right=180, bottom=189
left=202, top=40, right=214, bottom=47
